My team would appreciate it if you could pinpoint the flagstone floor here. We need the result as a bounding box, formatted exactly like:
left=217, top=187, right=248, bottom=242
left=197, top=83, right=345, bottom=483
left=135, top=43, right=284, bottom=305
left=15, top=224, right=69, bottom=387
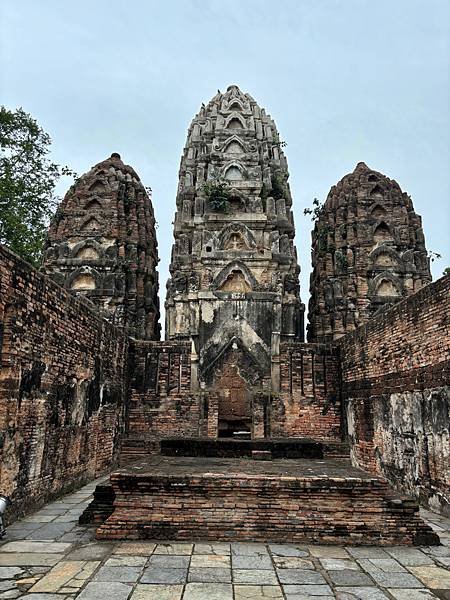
left=0, top=477, right=448, bottom=600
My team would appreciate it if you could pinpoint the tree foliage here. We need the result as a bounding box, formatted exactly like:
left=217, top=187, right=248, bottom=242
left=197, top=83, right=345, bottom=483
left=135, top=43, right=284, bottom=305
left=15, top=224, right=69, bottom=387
left=0, top=106, right=74, bottom=266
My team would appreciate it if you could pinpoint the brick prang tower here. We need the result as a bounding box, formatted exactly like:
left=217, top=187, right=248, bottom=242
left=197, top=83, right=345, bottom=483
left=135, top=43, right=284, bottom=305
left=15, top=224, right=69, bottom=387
left=307, top=162, right=431, bottom=343
left=43, top=153, right=160, bottom=340
left=165, top=85, right=304, bottom=430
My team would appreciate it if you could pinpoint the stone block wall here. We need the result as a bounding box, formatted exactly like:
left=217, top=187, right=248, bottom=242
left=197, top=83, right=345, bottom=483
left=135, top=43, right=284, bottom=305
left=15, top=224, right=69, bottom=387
left=0, top=245, right=128, bottom=521
left=340, top=275, right=450, bottom=515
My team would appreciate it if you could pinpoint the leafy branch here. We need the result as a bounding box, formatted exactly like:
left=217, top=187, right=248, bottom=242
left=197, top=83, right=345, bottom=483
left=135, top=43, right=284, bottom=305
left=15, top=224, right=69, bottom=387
left=0, top=106, right=76, bottom=266
left=304, top=197, right=325, bottom=221
left=428, top=250, right=441, bottom=263
left=203, top=176, right=231, bottom=212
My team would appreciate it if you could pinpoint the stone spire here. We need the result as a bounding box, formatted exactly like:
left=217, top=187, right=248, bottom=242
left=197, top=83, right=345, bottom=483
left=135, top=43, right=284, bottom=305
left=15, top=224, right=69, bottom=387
left=43, top=153, right=160, bottom=340
left=307, top=162, right=431, bottom=343
left=165, top=85, right=304, bottom=432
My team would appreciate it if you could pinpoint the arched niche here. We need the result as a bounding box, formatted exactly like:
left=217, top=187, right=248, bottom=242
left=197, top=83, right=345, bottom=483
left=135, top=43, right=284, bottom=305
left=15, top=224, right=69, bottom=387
left=228, top=194, right=246, bottom=213
left=81, top=217, right=101, bottom=233
left=373, top=222, right=393, bottom=243
left=224, top=165, right=243, bottom=181
left=370, top=204, right=387, bottom=218
left=370, top=245, right=401, bottom=268
left=71, top=239, right=104, bottom=260
left=212, top=261, right=258, bottom=292
left=370, top=272, right=402, bottom=298
left=75, top=246, right=100, bottom=260
left=88, top=180, right=106, bottom=193
left=375, top=279, right=400, bottom=297
left=226, top=116, right=245, bottom=130
left=84, top=199, right=102, bottom=211
left=370, top=184, right=384, bottom=199
left=224, top=139, right=245, bottom=155
left=219, top=223, right=256, bottom=251
left=228, top=99, right=244, bottom=111
left=70, top=274, right=96, bottom=290
left=374, top=253, right=396, bottom=267
left=224, top=233, right=248, bottom=251
left=219, top=270, right=252, bottom=292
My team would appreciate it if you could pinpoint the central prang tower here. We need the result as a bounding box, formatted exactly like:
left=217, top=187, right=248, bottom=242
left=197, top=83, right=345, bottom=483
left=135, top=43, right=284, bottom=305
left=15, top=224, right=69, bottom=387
left=165, top=85, right=304, bottom=434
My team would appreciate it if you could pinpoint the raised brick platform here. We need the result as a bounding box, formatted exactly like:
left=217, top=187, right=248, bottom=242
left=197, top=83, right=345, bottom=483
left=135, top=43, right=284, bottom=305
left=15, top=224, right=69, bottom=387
left=96, top=457, right=439, bottom=546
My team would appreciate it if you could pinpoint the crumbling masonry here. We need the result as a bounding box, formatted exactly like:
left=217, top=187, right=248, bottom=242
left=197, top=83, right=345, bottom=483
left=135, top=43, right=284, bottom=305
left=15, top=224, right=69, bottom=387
left=0, top=86, right=448, bottom=534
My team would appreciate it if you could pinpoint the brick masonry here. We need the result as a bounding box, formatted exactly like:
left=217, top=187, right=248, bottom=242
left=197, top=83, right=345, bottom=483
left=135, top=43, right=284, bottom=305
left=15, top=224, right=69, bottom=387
left=96, top=457, right=439, bottom=546
left=1, top=237, right=448, bottom=533
left=340, top=274, right=450, bottom=516
left=0, top=245, right=128, bottom=522
left=125, top=339, right=342, bottom=447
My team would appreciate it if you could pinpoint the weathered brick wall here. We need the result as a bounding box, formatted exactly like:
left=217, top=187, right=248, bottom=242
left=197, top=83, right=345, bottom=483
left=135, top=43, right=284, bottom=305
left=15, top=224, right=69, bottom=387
left=127, top=340, right=201, bottom=446
left=127, top=340, right=342, bottom=444
left=274, top=343, right=342, bottom=440
left=0, top=245, right=128, bottom=521
left=340, top=275, right=450, bottom=515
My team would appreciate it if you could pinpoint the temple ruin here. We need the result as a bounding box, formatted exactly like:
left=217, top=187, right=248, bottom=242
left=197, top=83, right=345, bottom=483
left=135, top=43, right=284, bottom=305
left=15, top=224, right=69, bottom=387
left=43, top=152, right=160, bottom=340
left=165, top=85, right=304, bottom=435
left=307, top=161, right=431, bottom=342
left=0, top=85, right=448, bottom=545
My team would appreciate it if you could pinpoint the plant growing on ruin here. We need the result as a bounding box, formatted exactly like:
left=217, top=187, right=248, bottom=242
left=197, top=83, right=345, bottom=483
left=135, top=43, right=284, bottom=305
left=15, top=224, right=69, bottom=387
left=304, top=197, right=325, bottom=221
left=428, top=250, right=441, bottom=263
left=316, top=223, right=333, bottom=256
left=0, top=106, right=76, bottom=266
left=270, top=173, right=285, bottom=200
left=203, top=176, right=231, bottom=213
left=335, top=251, right=349, bottom=272
left=304, top=198, right=332, bottom=256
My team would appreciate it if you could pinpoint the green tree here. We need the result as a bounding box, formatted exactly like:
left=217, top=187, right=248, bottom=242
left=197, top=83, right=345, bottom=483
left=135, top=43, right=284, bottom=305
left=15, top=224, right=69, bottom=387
left=0, top=106, right=75, bottom=266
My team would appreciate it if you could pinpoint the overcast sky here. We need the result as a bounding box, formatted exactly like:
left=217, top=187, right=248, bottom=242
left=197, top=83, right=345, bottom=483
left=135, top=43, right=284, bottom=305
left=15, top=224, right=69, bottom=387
left=2, top=0, right=449, bottom=332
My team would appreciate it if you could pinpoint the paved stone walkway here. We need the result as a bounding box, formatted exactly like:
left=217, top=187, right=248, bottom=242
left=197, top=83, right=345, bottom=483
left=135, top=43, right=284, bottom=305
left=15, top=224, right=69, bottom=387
left=0, top=478, right=448, bottom=600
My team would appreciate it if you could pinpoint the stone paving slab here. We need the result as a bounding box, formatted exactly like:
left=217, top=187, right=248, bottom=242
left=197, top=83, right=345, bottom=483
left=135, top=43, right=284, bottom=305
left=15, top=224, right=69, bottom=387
left=28, top=560, right=91, bottom=593
left=141, top=567, right=187, bottom=584
left=190, top=554, right=230, bottom=568
left=232, top=553, right=273, bottom=569
left=187, top=567, right=231, bottom=582
left=193, top=543, right=230, bottom=555
left=183, top=583, right=233, bottom=600
left=0, top=541, right=71, bottom=553
left=284, top=583, right=333, bottom=595
left=131, top=584, right=183, bottom=599
left=77, top=581, right=133, bottom=599
left=93, top=565, right=143, bottom=582
left=0, top=553, right=64, bottom=566
left=234, top=568, right=279, bottom=584
left=234, top=585, right=284, bottom=599
left=277, top=569, right=328, bottom=585
left=387, top=590, right=438, bottom=600
left=0, top=477, right=448, bottom=599
left=335, top=586, right=389, bottom=599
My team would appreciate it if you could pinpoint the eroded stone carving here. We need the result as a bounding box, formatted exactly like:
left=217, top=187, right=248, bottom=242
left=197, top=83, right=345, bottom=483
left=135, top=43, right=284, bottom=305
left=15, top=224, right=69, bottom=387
left=307, top=162, right=431, bottom=342
left=165, top=85, right=304, bottom=408
left=43, top=153, right=160, bottom=340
